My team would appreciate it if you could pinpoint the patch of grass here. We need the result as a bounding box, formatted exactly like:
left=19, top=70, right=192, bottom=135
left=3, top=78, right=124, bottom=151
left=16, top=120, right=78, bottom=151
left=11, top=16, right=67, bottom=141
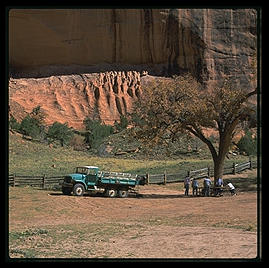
left=9, top=133, right=251, bottom=177
left=9, top=222, right=143, bottom=258
left=138, top=214, right=257, bottom=233
left=245, top=224, right=256, bottom=232
left=223, top=169, right=257, bottom=191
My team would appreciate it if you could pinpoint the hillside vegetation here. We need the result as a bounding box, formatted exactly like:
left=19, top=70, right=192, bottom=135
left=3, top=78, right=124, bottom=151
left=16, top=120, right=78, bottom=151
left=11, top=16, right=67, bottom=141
left=9, top=132, right=251, bottom=177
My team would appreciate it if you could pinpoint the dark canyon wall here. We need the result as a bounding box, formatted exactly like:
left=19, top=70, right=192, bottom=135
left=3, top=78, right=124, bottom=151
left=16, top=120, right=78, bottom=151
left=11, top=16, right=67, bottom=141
left=9, top=9, right=257, bottom=128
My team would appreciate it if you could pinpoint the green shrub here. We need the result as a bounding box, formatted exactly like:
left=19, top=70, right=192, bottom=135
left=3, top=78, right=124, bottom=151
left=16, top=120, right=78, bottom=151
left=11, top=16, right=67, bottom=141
left=47, top=122, right=74, bottom=146
left=19, top=115, right=42, bottom=139
left=83, top=118, right=114, bottom=148
left=9, top=115, right=21, bottom=132
left=115, top=115, right=128, bottom=132
left=15, top=106, right=47, bottom=140
left=237, top=130, right=257, bottom=156
left=30, top=105, right=45, bottom=125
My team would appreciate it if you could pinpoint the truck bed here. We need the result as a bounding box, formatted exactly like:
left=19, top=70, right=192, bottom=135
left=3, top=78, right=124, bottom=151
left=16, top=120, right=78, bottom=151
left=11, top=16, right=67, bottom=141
left=100, top=171, right=137, bottom=186
left=101, top=171, right=137, bottom=179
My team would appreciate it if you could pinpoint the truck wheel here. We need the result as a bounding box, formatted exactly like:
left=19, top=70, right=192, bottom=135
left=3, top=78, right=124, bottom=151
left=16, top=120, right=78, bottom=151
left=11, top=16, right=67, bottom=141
left=118, top=189, right=129, bottom=198
left=105, top=188, right=117, bottom=198
left=73, top=183, right=85, bottom=196
left=62, top=187, right=72, bottom=195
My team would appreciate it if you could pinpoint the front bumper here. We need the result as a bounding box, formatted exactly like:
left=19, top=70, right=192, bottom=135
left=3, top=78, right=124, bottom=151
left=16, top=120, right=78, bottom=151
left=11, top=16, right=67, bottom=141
left=61, top=181, right=74, bottom=188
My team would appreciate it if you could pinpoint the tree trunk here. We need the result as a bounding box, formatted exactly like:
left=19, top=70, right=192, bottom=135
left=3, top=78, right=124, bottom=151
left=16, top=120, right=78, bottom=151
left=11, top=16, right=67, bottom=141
left=213, top=155, right=225, bottom=185
left=187, top=125, right=233, bottom=185
left=212, top=129, right=233, bottom=184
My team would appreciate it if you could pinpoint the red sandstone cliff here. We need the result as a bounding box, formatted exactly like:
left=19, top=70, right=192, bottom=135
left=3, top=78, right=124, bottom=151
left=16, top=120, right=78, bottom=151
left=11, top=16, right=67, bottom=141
left=9, top=71, right=143, bottom=129
left=8, top=9, right=257, bottom=129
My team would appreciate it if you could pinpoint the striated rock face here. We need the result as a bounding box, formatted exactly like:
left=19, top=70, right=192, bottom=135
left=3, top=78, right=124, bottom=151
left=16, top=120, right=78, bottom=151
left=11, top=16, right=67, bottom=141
left=9, top=9, right=257, bottom=128
left=9, top=9, right=256, bottom=86
left=9, top=71, right=142, bottom=129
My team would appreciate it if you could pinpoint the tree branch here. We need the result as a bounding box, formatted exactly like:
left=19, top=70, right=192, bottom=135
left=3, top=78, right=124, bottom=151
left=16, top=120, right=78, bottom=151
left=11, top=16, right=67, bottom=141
left=246, top=88, right=257, bottom=99
left=185, top=125, right=218, bottom=161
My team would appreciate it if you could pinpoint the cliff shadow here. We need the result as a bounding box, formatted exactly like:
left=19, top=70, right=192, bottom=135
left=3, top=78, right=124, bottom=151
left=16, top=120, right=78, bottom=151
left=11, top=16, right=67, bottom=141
left=9, top=63, right=174, bottom=79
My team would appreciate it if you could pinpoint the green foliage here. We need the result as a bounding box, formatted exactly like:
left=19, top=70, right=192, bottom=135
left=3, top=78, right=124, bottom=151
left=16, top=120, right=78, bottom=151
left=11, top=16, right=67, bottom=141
left=19, top=115, right=42, bottom=139
left=47, top=122, right=74, bottom=146
left=115, top=115, right=128, bottom=131
left=30, top=105, right=45, bottom=126
left=83, top=118, right=114, bottom=148
left=9, top=115, right=21, bottom=132
left=14, top=106, right=46, bottom=140
left=237, top=130, right=257, bottom=156
left=9, top=132, right=252, bottom=177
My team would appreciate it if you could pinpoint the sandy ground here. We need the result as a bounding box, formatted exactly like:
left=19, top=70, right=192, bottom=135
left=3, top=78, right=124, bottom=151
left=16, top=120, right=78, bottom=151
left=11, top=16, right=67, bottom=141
left=9, top=184, right=259, bottom=259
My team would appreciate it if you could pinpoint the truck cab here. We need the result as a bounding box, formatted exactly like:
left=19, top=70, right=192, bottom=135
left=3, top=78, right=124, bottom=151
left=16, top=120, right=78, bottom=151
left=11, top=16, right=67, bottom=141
left=62, top=166, right=99, bottom=196
left=75, top=166, right=99, bottom=185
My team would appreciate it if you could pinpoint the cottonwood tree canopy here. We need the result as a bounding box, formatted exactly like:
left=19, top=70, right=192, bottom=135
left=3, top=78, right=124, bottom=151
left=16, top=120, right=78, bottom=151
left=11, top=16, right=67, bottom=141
left=131, top=74, right=257, bottom=183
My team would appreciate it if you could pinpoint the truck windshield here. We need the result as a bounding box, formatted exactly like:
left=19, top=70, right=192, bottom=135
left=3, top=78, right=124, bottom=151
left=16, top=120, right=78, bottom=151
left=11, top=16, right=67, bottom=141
left=75, top=167, right=96, bottom=175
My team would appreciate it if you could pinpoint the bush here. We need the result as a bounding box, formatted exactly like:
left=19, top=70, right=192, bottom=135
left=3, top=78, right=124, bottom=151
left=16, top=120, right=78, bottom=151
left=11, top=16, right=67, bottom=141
left=19, top=115, right=42, bottom=139
left=237, top=130, right=257, bottom=156
left=15, top=106, right=47, bottom=140
left=83, top=118, right=114, bottom=148
left=69, top=134, right=87, bottom=151
left=115, top=115, right=128, bottom=132
left=47, top=122, right=74, bottom=146
left=30, top=105, right=45, bottom=125
left=9, top=115, right=21, bottom=132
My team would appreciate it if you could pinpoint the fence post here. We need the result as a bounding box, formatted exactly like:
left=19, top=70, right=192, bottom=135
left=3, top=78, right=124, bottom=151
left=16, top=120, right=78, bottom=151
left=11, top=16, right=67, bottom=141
left=249, top=157, right=252, bottom=170
left=13, top=173, right=16, bottom=187
left=187, top=170, right=190, bottom=177
left=207, top=166, right=210, bottom=177
left=163, top=171, right=167, bottom=185
left=232, top=162, right=236, bottom=174
left=42, top=174, right=46, bottom=189
left=146, top=173, right=150, bottom=185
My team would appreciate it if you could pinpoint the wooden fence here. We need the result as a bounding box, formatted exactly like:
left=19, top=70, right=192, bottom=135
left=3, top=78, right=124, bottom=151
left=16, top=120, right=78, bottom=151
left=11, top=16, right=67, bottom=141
left=8, top=159, right=257, bottom=189
left=8, top=174, right=64, bottom=189
left=145, top=159, right=257, bottom=185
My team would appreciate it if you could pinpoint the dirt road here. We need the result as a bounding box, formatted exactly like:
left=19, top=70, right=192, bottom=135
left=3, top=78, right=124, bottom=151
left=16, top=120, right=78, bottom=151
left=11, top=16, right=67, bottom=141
left=9, top=185, right=259, bottom=259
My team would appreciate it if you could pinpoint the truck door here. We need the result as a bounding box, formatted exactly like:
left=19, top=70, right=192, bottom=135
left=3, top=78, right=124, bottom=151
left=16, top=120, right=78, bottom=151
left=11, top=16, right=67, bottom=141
left=85, top=168, right=98, bottom=185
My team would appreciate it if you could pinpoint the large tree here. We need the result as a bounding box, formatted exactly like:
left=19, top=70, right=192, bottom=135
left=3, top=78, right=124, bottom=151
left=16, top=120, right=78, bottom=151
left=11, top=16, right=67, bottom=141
left=131, top=74, right=257, bottom=184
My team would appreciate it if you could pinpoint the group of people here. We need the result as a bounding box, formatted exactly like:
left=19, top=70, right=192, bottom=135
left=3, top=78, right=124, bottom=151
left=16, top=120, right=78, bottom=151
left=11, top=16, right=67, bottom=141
left=183, top=176, right=236, bottom=197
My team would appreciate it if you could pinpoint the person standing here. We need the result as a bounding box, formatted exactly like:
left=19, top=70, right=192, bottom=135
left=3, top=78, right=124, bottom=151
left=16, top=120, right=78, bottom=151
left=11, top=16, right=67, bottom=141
left=227, top=182, right=237, bottom=195
left=203, top=177, right=212, bottom=197
left=184, top=176, right=191, bottom=196
left=192, top=178, right=199, bottom=196
left=216, top=177, right=224, bottom=196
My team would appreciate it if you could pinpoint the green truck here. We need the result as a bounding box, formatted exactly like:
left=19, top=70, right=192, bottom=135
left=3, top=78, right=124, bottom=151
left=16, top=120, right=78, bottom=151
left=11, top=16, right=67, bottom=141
left=62, top=166, right=146, bottom=198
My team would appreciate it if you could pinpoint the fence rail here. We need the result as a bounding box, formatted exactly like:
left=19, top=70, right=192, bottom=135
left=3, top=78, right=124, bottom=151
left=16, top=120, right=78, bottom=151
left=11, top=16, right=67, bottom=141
left=8, top=159, right=257, bottom=189
left=8, top=174, right=64, bottom=189
left=144, top=159, right=257, bottom=185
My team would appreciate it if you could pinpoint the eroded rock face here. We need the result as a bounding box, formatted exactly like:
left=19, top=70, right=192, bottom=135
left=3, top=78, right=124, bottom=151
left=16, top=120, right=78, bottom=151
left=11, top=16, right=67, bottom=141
left=9, top=9, right=257, bottom=128
left=9, top=71, right=142, bottom=129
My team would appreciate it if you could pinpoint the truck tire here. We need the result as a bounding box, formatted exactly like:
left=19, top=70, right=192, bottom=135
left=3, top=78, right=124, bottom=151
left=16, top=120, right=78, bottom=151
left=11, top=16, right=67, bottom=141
left=105, top=188, right=117, bottom=198
left=118, top=189, right=129, bottom=198
left=62, top=187, right=72, bottom=195
left=73, top=183, right=85, bottom=196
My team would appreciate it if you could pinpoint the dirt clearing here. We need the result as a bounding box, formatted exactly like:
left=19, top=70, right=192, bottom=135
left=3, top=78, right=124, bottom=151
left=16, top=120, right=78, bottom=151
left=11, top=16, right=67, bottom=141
left=9, top=183, right=259, bottom=259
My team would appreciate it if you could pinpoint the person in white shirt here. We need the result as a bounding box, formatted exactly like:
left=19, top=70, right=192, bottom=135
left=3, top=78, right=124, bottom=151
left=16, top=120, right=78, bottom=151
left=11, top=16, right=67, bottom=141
left=227, top=182, right=236, bottom=195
